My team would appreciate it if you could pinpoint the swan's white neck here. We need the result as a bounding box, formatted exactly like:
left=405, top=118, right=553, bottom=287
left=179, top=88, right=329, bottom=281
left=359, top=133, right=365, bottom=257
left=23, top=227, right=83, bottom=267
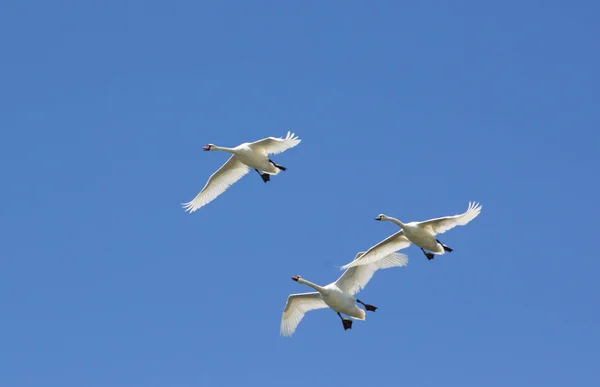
left=212, top=145, right=236, bottom=154
left=385, top=216, right=406, bottom=229
left=297, top=278, right=325, bottom=293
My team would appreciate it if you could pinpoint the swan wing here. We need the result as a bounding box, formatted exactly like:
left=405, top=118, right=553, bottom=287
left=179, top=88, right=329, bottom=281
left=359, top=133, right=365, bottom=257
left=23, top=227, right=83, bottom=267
left=335, top=252, right=409, bottom=295
left=339, top=230, right=411, bottom=270
left=249, top=131, right=301, bottom=155
left=280, top=292, right=328, bottom=337
left=181, top=155, right=250, bottom=213
left=418, top=201, right=482, bottom=236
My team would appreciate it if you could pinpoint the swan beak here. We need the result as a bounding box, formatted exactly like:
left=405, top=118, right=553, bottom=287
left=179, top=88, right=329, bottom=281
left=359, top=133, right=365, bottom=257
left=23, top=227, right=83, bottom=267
left=202, top=145, right=211, bottom=151
left=291, top=275, right=300, bottom=281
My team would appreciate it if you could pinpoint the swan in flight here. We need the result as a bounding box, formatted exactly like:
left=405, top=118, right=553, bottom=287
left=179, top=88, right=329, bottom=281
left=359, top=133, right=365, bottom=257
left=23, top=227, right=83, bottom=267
left=182, top=131, right=301, bottom=213
left=340, top=201, right=482, bottom=269
left=280, top=252, right=408, bottom=337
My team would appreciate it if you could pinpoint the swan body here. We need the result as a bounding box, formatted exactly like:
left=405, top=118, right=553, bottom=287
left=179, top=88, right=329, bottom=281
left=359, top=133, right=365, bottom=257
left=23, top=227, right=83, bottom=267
left=397, top=222, right=443, bottom=253
left=319, top=283, right=366, bottom=320
left=182, top=131, right=301, bottom=213
left=280, top=251, right=408, bottom=337
left=224, top=144, right=280, bottom=174
left=340, top=201, right=482, bottom=269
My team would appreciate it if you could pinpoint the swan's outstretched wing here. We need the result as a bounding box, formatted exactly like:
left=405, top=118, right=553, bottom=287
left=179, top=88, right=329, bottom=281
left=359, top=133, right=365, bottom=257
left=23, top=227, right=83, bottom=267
left=340, top=230, right=411, bottom=270
left=280, top=292, right=328, bottom=337
left=249, top=131, right=301, bottom=155
left=181, top=156, right=250, bottom=213
left=335, top=252, right=408, bottom=295
left=418, top=201, right=482, bottom=236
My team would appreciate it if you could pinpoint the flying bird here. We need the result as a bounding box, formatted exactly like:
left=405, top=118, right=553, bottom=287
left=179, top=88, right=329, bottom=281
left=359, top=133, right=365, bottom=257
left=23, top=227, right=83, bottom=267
left=182, top=131, right=301, bottom=213
left=340, top=201, right=482, bottom=269
left=280, top=251, right=408, bottom=337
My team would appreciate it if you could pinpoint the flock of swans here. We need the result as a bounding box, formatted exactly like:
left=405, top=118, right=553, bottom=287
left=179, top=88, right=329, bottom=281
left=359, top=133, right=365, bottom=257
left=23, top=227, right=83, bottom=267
left=182, top=131, right=483, bottom=337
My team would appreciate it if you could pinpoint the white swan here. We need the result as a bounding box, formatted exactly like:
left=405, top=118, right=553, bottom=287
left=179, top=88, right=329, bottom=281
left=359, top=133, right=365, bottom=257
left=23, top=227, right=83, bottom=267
left=340, top=201, right=482, bottom=269
left=280, top=252, right=408, bottom=337
left=182, top=131, right=301, bottom=213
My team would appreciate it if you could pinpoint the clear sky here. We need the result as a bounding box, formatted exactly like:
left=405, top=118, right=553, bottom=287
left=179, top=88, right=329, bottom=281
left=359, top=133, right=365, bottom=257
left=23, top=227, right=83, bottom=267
left=1, top=1, right=599, bottom=386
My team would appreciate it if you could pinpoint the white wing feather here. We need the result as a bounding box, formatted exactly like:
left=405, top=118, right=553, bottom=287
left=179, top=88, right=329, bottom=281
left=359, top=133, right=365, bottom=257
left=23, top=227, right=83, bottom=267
left=335, top=252, right=408, bottom=295
left=181, top=156, right=250, bottom=213
left=340, top=230, right=411, bottom=270
left=249, top=131, right=302, bottom=155
left=418, top=201, right=482, bottom=236
left=280, top=292, right=328, bottom=337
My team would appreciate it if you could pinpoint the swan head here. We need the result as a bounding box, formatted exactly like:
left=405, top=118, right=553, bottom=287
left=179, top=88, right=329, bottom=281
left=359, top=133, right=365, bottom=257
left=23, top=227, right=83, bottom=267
left=203, top=144, right=215, bottom=151
left=375, top=214, right=388, bottom=221
left=291, top=275, right=301, bottom=282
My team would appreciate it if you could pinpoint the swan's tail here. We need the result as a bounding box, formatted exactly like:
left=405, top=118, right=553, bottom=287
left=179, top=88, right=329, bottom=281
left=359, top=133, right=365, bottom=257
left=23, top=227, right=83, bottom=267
left=350, top=308, right=366, bottom=321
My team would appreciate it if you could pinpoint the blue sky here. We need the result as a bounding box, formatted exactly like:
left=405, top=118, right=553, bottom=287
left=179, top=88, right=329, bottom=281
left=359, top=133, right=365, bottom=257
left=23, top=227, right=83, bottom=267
left=1, top=1, right=599, bottom=386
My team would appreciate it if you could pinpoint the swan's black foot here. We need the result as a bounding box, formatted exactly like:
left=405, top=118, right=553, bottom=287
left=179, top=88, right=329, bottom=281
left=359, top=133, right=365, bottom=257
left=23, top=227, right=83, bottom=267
left=421, top=248, right=435, bottom=260
left=436, top=239, right=453, bottom=252
left=269, top=159, right=287, bottom=171
left=357, top=300, right=377, bottom=312
left=255, top=169, right=270, bottom=183
left=342, top=319, right=353, bottom=330
left=337, top=312, right=353, bottom=330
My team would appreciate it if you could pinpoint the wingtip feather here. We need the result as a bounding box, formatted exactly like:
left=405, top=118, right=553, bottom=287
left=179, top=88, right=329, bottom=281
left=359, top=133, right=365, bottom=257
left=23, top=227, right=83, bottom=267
left=284, top=130, right=300, bottom=142
left=468, top=201, right=482, bottom=214
left=340, top=261, right=356, bottom=270
left=181, top=201, right=197, bottom=213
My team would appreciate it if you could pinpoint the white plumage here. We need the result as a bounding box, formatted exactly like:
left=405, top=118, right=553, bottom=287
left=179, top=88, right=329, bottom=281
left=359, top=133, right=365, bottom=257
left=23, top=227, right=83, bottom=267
left=280, top=252, right=408, bottom=337
left=182, top=131, right=301, bottom=213
left=340, top=202, right=482, bottom=269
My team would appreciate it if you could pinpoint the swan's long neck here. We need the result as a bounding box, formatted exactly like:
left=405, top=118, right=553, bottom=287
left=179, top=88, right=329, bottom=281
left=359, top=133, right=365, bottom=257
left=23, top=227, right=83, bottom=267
left=212, top=145, right=237, bottom=154
left=386, top=216, right=406, bottom=229
left=297, top=278, right=325, bottom=293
